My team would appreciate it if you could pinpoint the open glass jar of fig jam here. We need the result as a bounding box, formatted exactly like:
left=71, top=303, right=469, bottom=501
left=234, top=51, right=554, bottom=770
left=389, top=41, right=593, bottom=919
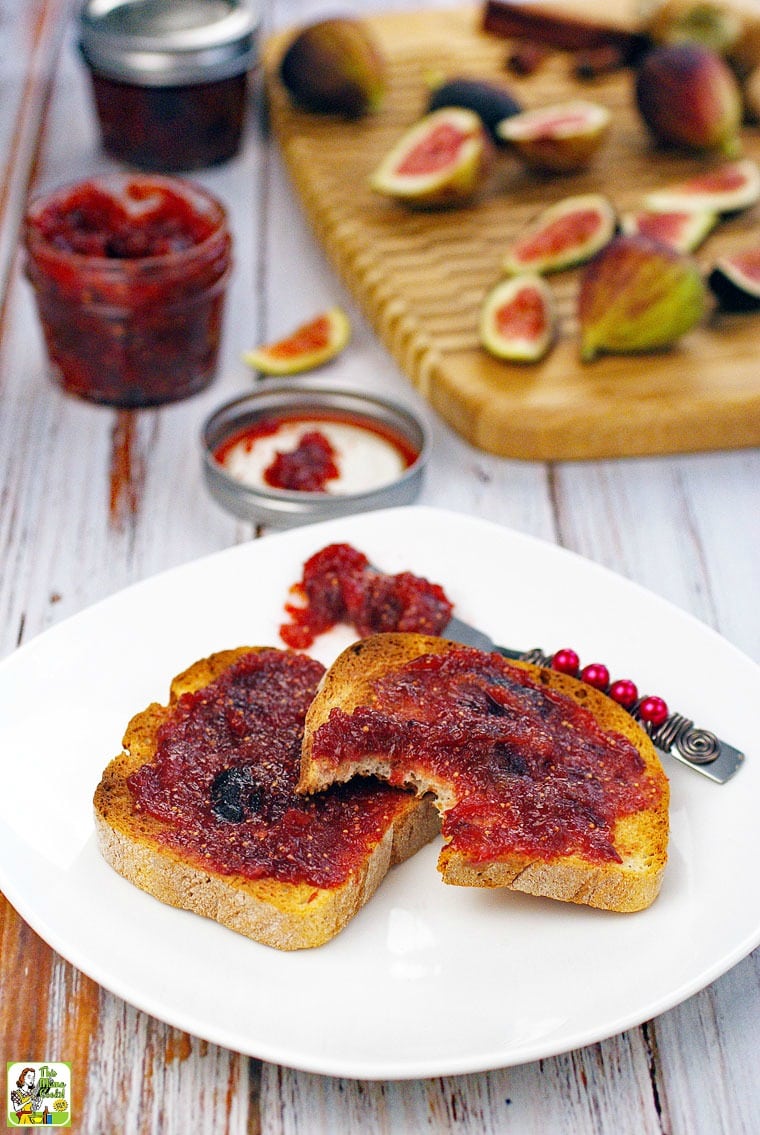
left=24, top=174, right=232, bottom=407
left=78, top=0, right=259, bottom=172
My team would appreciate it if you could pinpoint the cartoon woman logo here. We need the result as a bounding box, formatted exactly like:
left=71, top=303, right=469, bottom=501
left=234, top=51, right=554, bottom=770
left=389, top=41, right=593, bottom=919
left=9, top=1068, right=49, bottom=1125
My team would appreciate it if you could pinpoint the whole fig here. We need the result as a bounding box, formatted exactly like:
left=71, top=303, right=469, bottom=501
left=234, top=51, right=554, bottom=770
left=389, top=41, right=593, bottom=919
left=578, top=235, right=706, bottom=361
left=635, top=42, right=743, bottom=154
left=279, top=18, right=387, bottom=117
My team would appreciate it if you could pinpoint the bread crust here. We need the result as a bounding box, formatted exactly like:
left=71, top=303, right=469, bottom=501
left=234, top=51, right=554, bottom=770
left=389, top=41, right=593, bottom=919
left=94, top=647, right=439, bottom=950
left=300, top=634, right=669, bottom=913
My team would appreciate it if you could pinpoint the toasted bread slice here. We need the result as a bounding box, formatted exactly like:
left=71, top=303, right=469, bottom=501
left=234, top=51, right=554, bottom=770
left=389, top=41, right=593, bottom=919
left=300, top=634, right=669, bottom=913
left=94, top=647, right=439, bottom=950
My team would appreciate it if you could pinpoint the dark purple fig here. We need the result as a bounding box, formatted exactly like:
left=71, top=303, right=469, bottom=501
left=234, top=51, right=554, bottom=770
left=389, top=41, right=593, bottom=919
left=426, top=76, right=522, bottom=142
left=634, top=43, right=743, bottom=154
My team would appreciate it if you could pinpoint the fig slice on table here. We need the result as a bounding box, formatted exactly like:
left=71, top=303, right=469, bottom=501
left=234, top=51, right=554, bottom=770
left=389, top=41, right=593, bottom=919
left=578, top=234, right=707, bottom=361
left=502, top=193, right=617, bottom=275
left=242, top=308, right=351, bottom=375
left=479, top=274, right=557, bottom=362
left=620, top=208, right=717, bottom=252
left=496, top=99, right=611, bottom=172
left=709, top=244, right=760, bottom=310
left=369, top=107, right=492, bottom=207
left=643, top=158, right=760, bottom=213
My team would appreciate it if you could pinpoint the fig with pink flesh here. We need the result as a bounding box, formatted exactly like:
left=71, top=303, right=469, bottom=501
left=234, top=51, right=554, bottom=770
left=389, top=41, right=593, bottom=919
left=709, top=244, right=760, bottom=309
left=370, top=107, right=492, bottom=208
left=496, top=100, right=611, bottom=172
left=620, top=208, right=717, bottom=251
left=502, top=194, right=617, bottom=275
left=644, top=158, right=760, bottom=212
left=479, top=274, right=557, bottom=362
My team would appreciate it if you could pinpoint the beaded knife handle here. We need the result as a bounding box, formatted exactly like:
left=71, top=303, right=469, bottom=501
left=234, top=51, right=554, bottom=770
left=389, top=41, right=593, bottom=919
left=444, top=616, right=745, bottom=784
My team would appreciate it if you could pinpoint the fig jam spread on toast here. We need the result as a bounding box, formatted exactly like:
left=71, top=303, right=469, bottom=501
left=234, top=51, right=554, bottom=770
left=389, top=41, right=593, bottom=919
left=280, top=543, right=453, bottom=650
left=309, top=646, right=664, bottom=865
left=126, top=649, right=413, bottom=888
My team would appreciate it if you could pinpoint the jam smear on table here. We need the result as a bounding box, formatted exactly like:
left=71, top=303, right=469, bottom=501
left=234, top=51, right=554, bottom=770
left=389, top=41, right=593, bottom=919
left=311, top=647, right=664, bottom=864
left=264, top=430, right=339, bottom=492
left=127, top=649, right=412, bottom=887
left=279, top=543, right=454, bottom=650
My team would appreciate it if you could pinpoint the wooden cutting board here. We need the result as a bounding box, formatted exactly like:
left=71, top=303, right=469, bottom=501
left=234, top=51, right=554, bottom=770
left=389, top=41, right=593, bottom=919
left=262, top=5, right=760, bottom=460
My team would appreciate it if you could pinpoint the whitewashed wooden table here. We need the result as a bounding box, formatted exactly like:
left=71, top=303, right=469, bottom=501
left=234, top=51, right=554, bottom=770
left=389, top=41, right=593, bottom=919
left=1, top=0, right=759, bottom=1131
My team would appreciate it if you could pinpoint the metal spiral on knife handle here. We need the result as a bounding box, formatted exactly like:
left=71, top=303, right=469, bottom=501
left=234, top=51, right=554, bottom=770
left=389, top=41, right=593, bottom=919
left=629, top=707, right=744, bottom=782
left=505, top=645, right=745, bottom=783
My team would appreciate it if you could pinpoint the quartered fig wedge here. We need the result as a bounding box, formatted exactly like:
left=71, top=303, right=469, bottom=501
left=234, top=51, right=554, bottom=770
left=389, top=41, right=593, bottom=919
left=496, top=100, right=611, bottom=172
left=502, top=193, right=617, bottom=275
left=709, top=244, right=760, bottom=309
left=620, top=208, right=717, bottom=252
left=242, top=308, right=351, bottom=375
left=644, top=158, right=760, bottom=212
left=479, top=274, right=557, bottom=362
left=370, top=107, right=492, bottom=208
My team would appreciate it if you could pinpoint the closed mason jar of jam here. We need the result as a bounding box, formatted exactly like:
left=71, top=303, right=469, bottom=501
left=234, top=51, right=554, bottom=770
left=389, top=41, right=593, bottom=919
left=24, top=174, right=232, bottom=407
left=78, top=0, right=259, bottom=172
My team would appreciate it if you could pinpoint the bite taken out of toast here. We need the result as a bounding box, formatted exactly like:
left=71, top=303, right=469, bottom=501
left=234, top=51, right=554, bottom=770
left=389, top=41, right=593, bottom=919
left=94, top=647, right=439, bottom=950
left=300, top=634, right=670, bottom=913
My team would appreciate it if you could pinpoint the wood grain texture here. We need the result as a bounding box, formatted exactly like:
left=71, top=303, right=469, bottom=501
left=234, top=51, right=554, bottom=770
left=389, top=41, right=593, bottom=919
left=263, top=4, right=760, bottom=460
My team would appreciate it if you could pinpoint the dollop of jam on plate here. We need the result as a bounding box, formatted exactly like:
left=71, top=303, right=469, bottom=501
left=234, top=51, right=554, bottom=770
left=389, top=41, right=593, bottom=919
left=279, top=543, right=454, bottom=650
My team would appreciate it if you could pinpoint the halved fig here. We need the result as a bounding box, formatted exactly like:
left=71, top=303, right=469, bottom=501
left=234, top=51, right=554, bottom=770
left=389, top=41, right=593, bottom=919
left=496, top=100, right=611, bottom=172
left=370, top=107, right=492, bottom=207
left=708, top=244, right=760, bottom=309
left=643, top=158, right=760, bottom=213
left=620, top=208, right=717, bottom=252
left=502, top=193, right=617, bottom=275
left=242, top=308, right=351, bottom=375
left=480, top=274, right=557, bottom=362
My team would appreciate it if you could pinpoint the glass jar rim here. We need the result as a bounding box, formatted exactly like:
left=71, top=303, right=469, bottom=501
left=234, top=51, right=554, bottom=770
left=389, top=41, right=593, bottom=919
left=24, top=173, right=230, bottom=270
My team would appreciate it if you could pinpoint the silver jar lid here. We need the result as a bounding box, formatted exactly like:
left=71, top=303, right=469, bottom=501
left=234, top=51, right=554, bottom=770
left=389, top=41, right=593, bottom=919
left=79, top=0, right=259, bottom=86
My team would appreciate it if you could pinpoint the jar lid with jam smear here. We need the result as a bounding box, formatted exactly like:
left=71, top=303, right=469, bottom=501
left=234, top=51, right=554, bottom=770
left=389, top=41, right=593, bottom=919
left=202, top=386, right=431, bottom=527
left=79, top=0, right=259, bottom=86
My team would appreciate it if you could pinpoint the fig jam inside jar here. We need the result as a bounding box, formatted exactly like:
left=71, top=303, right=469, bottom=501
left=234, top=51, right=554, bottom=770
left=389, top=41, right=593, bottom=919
left=78, top=0, right=259, bottom=172
left=24, top=174, right=232, bottom=407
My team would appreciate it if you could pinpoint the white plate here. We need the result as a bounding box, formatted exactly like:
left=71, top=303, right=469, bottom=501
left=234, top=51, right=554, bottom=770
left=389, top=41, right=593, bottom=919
left=0, top=506, right=758, bottom=1080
